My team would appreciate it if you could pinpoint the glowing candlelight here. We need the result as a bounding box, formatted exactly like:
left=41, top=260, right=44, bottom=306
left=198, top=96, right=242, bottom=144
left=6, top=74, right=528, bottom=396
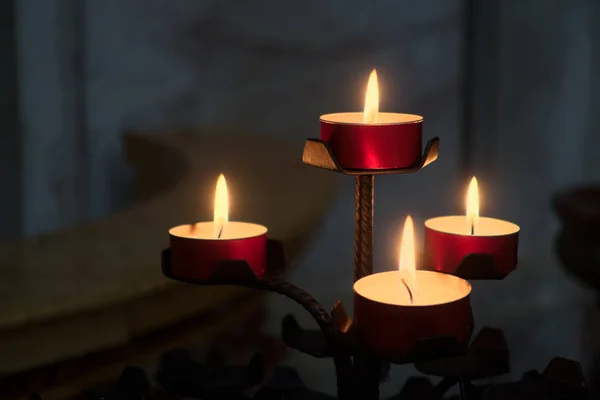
left=363, top=69, right=379, bottom=124
left=424, top=177, right=520, bottom=276
left=169, top=174, right=268, bottom=280
left=355, top=216, right=470, bottom=306
left=353, top=216, right=472, bottom=357
left=466, top=176, right=479, bottom=235
left=213, top=174, right=229, bottom=238
left=399, top=215, right=416, bottom=302
left=319, top=68, right=423, bottom=170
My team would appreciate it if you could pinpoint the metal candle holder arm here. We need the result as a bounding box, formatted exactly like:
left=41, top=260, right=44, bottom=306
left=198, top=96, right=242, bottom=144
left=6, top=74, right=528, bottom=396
left=162, top=240, right=339, bottom=351
left=161, top=240, right=354, bottom=398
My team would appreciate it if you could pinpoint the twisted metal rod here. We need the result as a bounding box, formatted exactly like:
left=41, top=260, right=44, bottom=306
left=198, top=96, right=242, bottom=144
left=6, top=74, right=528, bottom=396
left=354, top=175, right=374, bottom=281
left=353, top=175, right=383, bottom=400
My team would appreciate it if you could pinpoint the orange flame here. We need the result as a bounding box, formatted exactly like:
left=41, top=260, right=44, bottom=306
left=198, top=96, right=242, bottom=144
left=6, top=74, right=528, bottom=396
left=214, top=174, right=229, bottom=238
left=466, top=177, right=479, bottom=235
left=363, top=69, right=379, bottom=123
left=399, top=215, right=417, bottom=293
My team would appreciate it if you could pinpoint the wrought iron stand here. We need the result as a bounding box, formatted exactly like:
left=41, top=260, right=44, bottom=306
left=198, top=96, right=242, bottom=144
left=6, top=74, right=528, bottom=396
left=153, top=137, right=587, bottom=400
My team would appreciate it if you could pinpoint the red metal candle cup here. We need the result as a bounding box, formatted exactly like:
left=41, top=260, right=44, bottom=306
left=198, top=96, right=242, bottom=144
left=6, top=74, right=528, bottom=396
left=424, top=216, right=520, bottom=276
left=354, top=271, right=472, bottom=359
left=169, top=222, right=267, bottom=280
left=320, top=113, right=423, bottom=170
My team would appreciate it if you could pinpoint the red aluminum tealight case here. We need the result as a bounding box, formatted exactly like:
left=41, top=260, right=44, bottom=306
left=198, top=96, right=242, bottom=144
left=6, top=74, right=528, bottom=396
left=423, top=217, right=519, bottom=278
left=320, top=112, right=423, bottom=170
left=169, top=222, right=267, bottom=280
left=353, top=271, right=473, bottom=360
left=423, top=177, right=520, bottom=279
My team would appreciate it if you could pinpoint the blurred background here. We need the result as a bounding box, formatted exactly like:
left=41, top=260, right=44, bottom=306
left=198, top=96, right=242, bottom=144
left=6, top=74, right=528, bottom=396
left=1, top=0, right=599, bottom=398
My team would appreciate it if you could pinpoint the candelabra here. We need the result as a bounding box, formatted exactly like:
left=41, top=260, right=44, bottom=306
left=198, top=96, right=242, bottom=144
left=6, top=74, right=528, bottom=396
left=152, top=137, right=587, bottom=400
left=26, top=68, right=589, bottom=399
left=26, top=136, right=588, bottom=400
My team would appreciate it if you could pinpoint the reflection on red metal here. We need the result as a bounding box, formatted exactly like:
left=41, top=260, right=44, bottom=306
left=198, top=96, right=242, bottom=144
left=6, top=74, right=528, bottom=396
left=169, top=233, right=267, bottom=280
left=424, top=227, right=519, bottom=277
left=320, top=118, right=422, bottom=170
left=354, top=287, right=472, bottom=359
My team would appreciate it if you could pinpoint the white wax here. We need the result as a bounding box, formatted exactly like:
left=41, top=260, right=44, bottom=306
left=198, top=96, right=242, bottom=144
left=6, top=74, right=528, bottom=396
left=320, top=112, right=422, bottom=125
left=354, top=270, right=471, bottom=306
left=425, top=216, right=519, bottom=237
left=169, top=221, right=267, bottom=240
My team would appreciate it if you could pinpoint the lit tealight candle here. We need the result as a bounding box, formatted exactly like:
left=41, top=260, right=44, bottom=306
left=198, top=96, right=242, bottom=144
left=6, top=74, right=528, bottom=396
left=169, top=174, right=268, bottom=280
left=354, top=216, right=472, bottom=359
left=320, top=69, right=423, bottom=170
left=424, top=177, right=520, bottom=277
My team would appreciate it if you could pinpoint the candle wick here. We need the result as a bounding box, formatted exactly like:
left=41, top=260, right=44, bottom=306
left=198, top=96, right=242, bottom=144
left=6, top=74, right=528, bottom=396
left=470, top=222, right=474, bottom=236
left=217, top=224, right=224, bottom=239
left=401, top=279, right=414, bottom=304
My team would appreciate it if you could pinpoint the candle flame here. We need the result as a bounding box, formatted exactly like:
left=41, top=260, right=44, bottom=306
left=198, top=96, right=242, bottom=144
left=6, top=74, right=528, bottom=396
left=466, top=176, right=479, bottom=235
left=399, top=215, right=416, bottom=299
left=363, top=69, right=379, bottom=123
left=214, top=174, right=229, bottom=238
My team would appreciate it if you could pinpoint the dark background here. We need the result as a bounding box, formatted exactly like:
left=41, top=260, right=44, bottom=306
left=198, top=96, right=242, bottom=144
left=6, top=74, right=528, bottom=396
left=1, top=0, right=598, bottom=396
